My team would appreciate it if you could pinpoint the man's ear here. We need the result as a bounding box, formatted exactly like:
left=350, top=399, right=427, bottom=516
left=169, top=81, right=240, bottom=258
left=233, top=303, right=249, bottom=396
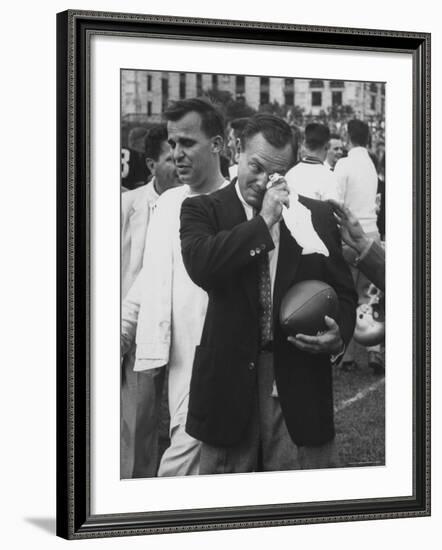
left=146, top=158, right=155, bottom=175
left=211, top=135, right=224, bottom=154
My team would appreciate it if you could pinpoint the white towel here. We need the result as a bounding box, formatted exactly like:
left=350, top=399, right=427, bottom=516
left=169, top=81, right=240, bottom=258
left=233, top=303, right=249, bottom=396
left=268, top=173, right=329, bottom=257
left=282, top=193, right=329, bottom=257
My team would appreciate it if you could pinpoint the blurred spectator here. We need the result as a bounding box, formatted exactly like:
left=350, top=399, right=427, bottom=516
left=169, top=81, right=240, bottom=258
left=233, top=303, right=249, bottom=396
left=226, top=117, right=249, bottom=180
left=375, top=144, right=386, bottom=240
left=121, top=123, right=181, bottom=479
left=334, top=119, right=383, bottom=373
left=220, top=154, right=231, bottom=180
left=121, top=127, right=151, bottom=190
left=325, top=133, right=344, bottom=171
left=285, top=123, right=339, bottom=201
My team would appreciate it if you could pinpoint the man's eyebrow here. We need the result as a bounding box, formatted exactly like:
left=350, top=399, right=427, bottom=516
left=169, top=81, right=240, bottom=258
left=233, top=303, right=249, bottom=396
left=171, top=136, right=195, bottom=144
left=249, top=155, right=264, bottom=168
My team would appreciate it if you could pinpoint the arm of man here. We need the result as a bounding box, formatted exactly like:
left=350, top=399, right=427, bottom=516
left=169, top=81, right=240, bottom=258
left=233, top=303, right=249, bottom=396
left=355, top=240, right=385, bottom=292
left=180, top=195, right=275, bottom=290
left=328, top=198, right=385, bottom=292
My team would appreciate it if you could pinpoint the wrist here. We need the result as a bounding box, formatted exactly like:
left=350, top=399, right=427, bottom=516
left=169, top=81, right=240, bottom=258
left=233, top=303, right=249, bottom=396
left=354, top=236, right=371, bottom=254
left=355, top=238, right=374, bottom=263
left=259, top=212, right=276, bottom=229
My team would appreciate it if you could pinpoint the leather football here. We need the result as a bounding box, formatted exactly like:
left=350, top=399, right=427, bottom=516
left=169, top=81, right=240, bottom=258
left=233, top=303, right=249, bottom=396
left=279, top=280, right=339, bottom=336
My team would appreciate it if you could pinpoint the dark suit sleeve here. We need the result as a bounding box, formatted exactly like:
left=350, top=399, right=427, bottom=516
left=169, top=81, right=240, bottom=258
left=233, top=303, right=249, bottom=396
left=180, top=196, right=275, bottom=291
left=356, top=240, right=385, bottom=292
left=314, top=203, right=358, bottom=346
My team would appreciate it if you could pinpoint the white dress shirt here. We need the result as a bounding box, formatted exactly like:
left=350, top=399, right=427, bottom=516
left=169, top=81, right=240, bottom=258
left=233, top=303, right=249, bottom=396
left=334, top=147, right=379, bottom=234
left=234, top=181, right=280, bottom=301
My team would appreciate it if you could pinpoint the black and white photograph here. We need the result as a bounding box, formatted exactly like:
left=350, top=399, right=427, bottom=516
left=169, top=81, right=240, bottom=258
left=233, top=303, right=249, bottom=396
left=120, top=69, right=387, bottom=480
left=54, top=9, right=430, bottom=540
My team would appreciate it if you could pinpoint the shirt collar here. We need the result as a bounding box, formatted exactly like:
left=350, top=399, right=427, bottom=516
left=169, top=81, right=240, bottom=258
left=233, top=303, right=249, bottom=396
left=301, top=155, right=323, bottom=165
left=148, top=177, right=160, bottom=200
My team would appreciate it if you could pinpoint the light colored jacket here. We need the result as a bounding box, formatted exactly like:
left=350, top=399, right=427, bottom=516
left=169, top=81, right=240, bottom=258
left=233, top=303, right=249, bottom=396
left=121, top=181, right=158, bottom=298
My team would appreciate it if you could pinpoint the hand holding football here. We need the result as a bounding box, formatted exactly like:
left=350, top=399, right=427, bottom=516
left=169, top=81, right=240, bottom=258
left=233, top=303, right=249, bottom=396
left=279, top=280, right=339, bottom=337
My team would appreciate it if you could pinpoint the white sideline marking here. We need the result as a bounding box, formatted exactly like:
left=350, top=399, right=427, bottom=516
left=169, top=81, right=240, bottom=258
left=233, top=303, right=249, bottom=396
left=335, top=378, right=385, bottom=413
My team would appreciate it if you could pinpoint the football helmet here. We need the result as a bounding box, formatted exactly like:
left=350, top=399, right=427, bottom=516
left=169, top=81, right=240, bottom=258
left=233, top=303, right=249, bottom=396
left=353, top=284, right=385, bottom=346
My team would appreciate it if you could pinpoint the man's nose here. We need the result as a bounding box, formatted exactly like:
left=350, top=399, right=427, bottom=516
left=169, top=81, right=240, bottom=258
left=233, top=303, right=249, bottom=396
left=255, top=173, right=270, bottom=190
left=173, top=144, right=184, bottom=161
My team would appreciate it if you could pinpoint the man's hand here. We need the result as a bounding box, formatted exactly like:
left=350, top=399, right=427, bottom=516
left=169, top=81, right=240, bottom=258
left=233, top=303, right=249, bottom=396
left=288, top=315, right=343, bottom=355
left=259, top=175, right=289, bottom=228
left=328, top=199, right=371, bottom=254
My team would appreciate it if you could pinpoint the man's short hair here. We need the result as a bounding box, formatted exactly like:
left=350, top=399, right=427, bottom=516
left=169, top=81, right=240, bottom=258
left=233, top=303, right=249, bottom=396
left=230, top=117, right=250, bottom=140
left=164, top=97, right=225, bottom=139
left=304, top=123, right=330, bottom=150
left=329, top=132, right=342, bottom=141
left=348, top=119, right=370, bottom=147
left=128, top=126, right=149, bottom=148
left=240, top=114, right=294, bottom=155
left=144, top=124, right=168, bottom=160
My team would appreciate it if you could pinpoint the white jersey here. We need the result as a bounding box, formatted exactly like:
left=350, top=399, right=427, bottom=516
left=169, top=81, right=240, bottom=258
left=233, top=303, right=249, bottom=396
left=285, top=160, right=339, bottom=202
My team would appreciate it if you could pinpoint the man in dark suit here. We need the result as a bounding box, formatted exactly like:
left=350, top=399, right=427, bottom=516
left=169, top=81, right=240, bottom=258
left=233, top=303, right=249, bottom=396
left=180, top=114, right=357, bottom=474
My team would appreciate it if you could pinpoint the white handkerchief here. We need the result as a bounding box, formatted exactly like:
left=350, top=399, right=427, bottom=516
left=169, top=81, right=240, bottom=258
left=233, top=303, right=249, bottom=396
left=282, top=193, right=329, bottom=256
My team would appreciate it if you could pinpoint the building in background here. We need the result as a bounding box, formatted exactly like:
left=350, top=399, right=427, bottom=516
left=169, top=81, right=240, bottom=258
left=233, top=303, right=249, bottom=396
left=122, top=70, right=385, bottom=124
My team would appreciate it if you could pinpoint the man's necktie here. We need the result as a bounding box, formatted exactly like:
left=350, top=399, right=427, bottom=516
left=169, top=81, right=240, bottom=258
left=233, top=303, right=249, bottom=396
left=258, top=251, right=273, bottom=346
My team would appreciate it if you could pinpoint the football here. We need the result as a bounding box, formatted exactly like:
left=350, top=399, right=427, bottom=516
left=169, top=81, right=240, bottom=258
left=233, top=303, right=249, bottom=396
left=279, top=280, right=339, bottom=336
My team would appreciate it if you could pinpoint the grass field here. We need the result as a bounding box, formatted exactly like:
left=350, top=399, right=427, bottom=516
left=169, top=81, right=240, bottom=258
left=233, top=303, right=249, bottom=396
left=158, top=342, right=385, bottom=471
left=334, top=343, right=385, bottom=468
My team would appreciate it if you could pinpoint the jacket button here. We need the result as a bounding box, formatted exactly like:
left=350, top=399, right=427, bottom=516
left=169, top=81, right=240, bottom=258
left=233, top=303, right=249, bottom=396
left=255, top=247, right=261, bottom=254
left=248, top=361, right=255, bottom=370
left=250, top=249, right=256, bottom=256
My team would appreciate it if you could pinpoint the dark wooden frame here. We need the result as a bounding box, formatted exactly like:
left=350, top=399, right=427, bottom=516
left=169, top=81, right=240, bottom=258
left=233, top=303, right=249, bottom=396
left=56, top=9, right=431, bottom=540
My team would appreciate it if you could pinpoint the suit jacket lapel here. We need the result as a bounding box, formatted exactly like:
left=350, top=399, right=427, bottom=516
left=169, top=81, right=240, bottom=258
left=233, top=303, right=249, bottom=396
left=273, top=221, right=303, bottom=325
left=214, top=180, right=259, bottom=316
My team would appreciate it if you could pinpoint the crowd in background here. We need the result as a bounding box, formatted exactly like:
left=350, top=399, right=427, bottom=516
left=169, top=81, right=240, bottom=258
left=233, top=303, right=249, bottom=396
left=121, top=109, right=385, bottom=240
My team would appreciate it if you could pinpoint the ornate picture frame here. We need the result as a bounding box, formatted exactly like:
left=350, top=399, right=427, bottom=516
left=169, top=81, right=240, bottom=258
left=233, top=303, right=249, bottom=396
left=56, top=9, right=430, bottom=539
